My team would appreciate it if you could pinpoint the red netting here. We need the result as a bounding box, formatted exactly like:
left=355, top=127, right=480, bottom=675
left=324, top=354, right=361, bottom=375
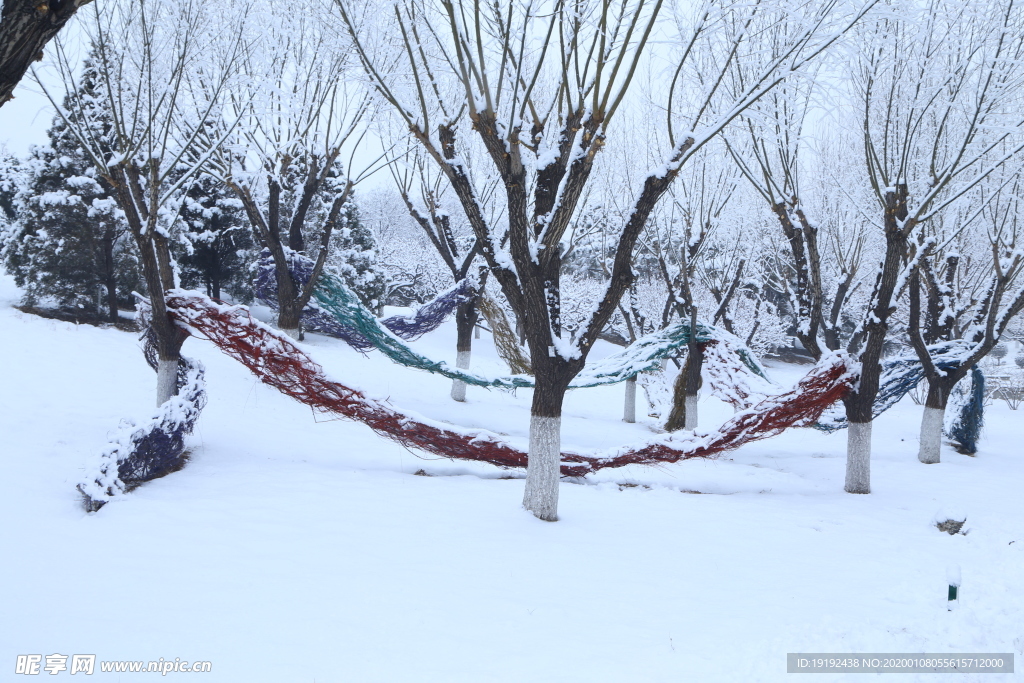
left=569, top=356, right=854, bottom=471
left=166, top=292, right=855, bottom=476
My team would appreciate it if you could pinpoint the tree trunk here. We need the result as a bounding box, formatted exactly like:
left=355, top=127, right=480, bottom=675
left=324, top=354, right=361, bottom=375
left=450, top=298, right=476, bottom=402
left=109, top=165, right=187, bottom=406
left=102, top=229, right=118, bottom=323
left=522, top=374, right=570, bottom=522
left=918, top=380, right=950, bottom=464
left=156, top=359, right=179, bottom=407
left=841, top=392, right=876, bottom=494
left=134, top=232, right=186, bottom=406
left=105, top=280, right=118, bottom=323
left=840, top=185, right=909, bottom=494
left=665, top=344, right=704, bottom=431
left=277, top=273, right=303, bottom=340
left=274, top=250, right=301, bottom=339
left=275, top=292, right=303, bottom=340
left=524, top=413, right=561, bottom=521
left=845, top=420, right=871, bottom=494
left=685, top=394, right=699, bottom=431
left=623, top=376, right=637, bottom=423
left=211, top=245, right=222, bottom=300
left=450, top=351, right=470, bottom=401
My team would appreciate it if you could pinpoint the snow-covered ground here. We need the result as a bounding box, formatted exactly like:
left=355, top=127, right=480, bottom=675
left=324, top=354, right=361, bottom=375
left=1, top=272, right=1021, bottom=682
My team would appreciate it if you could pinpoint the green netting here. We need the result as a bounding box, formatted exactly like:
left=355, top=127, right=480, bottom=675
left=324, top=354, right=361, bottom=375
left=313, top=269, right=768, bottom=389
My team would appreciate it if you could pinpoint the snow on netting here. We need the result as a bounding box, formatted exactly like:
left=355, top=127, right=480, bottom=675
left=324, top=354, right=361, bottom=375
left=637, top=340, right=779, bottom=418
left=78, top=315, right=207, bottom=512
left=254, top=249, right=475, bottom=350
left=164, top=291, right=856, bottom=476
left=703, top=340, right=779, bottom=409
left=263, top=250, right=770, bottom=390
left=945, top=365, right=985, bottom=455
left=813, top=341, right=983, bottom=440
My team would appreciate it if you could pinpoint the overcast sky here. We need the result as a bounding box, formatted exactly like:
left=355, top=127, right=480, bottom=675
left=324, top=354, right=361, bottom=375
left=0, top=81, right=56, bottom=156
left=0, top=18, right=89, bottom=157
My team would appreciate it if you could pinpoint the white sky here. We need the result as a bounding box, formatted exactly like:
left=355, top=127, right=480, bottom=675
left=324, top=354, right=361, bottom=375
left=0, top=18, right=87, bottom=157
left=0, top=80, right=56, bottom=156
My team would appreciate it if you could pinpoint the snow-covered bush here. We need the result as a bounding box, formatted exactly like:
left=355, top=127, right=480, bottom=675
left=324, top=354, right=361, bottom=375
left=326, top=198, right=387, bottom=314
left=1, top=62, right=139, bottom=321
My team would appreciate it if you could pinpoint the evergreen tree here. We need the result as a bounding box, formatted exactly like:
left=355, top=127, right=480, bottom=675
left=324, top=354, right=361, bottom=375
left=326, top=197, right=387, bottom=314
left=177, top=175, right=254, bottom=301
left=0, top=153, right=23, bottom=280
left=270, top=156, right=386, bottom=313
left=0, top=153, right=18, bottom=223
left=1, top=58, right=138, bottom=322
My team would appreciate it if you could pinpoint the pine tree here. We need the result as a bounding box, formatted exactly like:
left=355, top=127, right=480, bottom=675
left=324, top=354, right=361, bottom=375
left=327, top=197, right=386, bottom=314
left=0, top=153, right=23, bottom=279
left=0, top=153, right=18, bottom=223
left=1, top=58, right=137, bottom=322
left=177, top=175, right=254, bottom=301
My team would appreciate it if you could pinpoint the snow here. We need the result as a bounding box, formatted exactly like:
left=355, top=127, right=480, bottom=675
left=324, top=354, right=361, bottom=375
left=1, top=271, right=1023, bottom=681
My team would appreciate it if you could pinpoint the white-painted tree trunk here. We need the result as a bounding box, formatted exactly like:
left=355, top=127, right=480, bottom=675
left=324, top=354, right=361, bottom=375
left=684, top=394, right=698, bottom=430
left=918, top=406, right=944, bottom=464
left=281, top=328, right=301, bottom=341
left=623, top=377, right=637, bottom=423
left=523, top=415, right=560, bottom=521
left=474, top=325, right=481, bottom=339
left=156, top=359, right=179, bottom=407
left=450, top=350, right=471, bottom=402
left=845, top=421, right=871, bottom=494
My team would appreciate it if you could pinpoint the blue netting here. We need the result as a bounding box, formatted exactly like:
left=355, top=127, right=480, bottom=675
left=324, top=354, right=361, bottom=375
left=814, top=341, right=973, bottom=432
left=78, top=308, right=206, bottom=512
left=946, top=365, right=985, bottom=455
left=256, top=249, right=770, bottom=389
left=254, top=249, right=474, bottom=350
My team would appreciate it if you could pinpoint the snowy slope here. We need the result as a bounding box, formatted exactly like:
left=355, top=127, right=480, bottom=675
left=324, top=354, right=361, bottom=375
left=1, top=273, right=1021, bottom=682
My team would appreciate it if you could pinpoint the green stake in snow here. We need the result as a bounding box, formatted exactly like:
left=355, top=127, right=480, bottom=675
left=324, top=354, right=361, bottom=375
left=947, top=564, right=961, bottom=611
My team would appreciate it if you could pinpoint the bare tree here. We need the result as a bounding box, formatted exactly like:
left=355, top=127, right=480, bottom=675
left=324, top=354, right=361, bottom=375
left=640, top=149, right=740, bottom=431
left=389, top=153, right=488, bottom=401
left=728, top=86, right=874, bottom=490
left=39, top=0, right=243, bottom=405
left=907, top=172, right=1024, bottom=461
left=595, top=132, right=784, bottom=425
left=849, top=0, right=1024, bottom=481
left=214, top=6, right=376, bottom=340
left=730, top=0, right=1024, bottom=491
left=339, top=0, right=873, bottom=521
left=0, top=0, right=92, bottom=108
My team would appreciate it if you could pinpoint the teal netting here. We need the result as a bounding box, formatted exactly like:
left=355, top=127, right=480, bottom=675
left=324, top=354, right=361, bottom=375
left=313, top=269, right=769, bottom=389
